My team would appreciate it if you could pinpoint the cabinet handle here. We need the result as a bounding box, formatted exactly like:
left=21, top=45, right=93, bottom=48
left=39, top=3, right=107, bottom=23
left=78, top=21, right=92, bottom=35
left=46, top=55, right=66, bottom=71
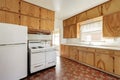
left=34, top=64, right=43, bottom=68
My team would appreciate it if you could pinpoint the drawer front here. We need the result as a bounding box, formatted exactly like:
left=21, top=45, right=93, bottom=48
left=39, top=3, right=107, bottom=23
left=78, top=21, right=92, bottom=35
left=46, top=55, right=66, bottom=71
left=46, top=52, right=56, bottom=61
left=77, top=47, right=87, bottom=51
left=31, top=62, right=45, bottom=73
left=31, top=53, right=45, bottom=65
left=46, top=60, right=56, bottom=68
left=95, top=49, right=114, bottom=54
left=87, top=48, right=95, bottom=52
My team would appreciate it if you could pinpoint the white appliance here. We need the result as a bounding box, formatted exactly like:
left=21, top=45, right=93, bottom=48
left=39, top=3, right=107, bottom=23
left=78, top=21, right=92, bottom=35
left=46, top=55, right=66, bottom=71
left=29, top=41, right=56, bottom=73
left=0, top=23, right=27, bottom=80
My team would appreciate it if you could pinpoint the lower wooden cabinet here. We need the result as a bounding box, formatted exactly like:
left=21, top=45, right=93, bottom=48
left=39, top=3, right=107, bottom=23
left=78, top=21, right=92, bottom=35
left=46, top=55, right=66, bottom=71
left=114, top=51, right=120, bottom=75
left=60, top=45, right=69, bottom=58
left=95, top=49, right=114, bottom=73
left=61, top=44, right=120, bottom=76
left=0, top=10, right=19, bottom=25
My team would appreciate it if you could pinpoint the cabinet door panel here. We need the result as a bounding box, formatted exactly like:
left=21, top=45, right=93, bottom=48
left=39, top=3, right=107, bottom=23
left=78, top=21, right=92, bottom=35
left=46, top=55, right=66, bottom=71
left=40, top=19, right=48, bottom=31
left=95, top=53, right=113, bottom=73
left=87, top=6, right=102, bottom=19
left=6, top=0, right=20, bottom=13
left=78, top=51, right=83, bottom=62
left=0, top=10, right=5, bottom=22
left=5, top=12, right=19, bottom=25
left=102, top=0, right=120, bottom=15
left=47, top=10, right=54, bottom=20
left=114, top=56, right=120, bottom=75
left=21, top=1, right=39, bottom=17
left=0, top=0, right=5, bottom=10
left=103, top=11, right=120, bottom=37
left=77, top=12, right=88, bottom=22
left=21, top=15, right=39, bottom=30
left=41, top=8, right=48, bottom=19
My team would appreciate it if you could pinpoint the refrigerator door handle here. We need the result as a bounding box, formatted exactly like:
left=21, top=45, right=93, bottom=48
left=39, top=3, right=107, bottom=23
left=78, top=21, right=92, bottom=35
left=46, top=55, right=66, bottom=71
left=0, top=43, right=26, bottom=46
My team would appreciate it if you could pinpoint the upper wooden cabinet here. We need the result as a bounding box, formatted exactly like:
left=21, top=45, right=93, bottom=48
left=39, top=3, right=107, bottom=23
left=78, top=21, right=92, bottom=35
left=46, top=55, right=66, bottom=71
left=63, top=24, right=79, bottom=38
left=40, top=8, right=55, bottom=20
left=77, top=12, right=88, bottom=22
left=102, top=0, right=120, bottom=15
left=103, top=11, right=120, bottom=37
left=0, top=10, right=19, bottom=25
left=40, top=19, right=54, bottom=32
left=21, top=15, right=39, bottom=31
left=63, top=16, right=76, bottom=26
left=0, top=0, right=20, bottom=13
left=21, top=1, right=40, bottom=17
left=86, top=6, right=102, bottom=19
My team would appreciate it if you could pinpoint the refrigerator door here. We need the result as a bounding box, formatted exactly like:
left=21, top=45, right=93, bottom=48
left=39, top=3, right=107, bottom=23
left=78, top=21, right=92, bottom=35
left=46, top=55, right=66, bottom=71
left=0, top=23, right=27, bottom=44
left=0, top=44, right=27, bottom=80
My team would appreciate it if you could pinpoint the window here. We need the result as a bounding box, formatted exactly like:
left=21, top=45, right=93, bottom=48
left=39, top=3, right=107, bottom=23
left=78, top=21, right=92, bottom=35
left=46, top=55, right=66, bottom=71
left=80, top=19, right=102, bottom=42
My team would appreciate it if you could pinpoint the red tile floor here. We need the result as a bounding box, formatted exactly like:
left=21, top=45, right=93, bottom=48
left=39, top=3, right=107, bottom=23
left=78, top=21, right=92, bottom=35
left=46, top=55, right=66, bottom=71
left=24, top=57, right=120, bottom=80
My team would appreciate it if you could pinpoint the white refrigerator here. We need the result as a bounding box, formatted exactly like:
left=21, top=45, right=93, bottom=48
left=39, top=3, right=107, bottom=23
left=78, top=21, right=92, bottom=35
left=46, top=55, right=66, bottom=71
left=0, top=23, right=27, bottom=80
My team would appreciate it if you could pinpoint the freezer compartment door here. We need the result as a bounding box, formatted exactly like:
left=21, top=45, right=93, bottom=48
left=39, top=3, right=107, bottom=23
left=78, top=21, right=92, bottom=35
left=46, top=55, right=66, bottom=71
left=0, top=23, right=27, bottom=44
left=0, top=44, right=27, bottom=80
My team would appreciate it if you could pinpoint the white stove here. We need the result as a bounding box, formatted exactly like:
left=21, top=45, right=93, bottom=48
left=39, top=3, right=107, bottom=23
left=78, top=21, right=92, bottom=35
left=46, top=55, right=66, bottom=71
left=28, top=40, right=56, bottom=74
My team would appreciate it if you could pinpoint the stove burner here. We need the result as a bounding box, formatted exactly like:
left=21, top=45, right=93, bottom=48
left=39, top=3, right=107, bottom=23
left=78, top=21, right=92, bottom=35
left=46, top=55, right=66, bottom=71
left=31, top=47, right=37, bottom=49
left=38, top=46, right=44, bottom=48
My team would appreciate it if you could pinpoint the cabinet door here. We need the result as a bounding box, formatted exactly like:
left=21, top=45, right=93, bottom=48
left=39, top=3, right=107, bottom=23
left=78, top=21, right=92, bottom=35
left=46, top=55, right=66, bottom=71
left=69, top=46, right=77, bottom=60
left=21, top=1, right=39, bottom=17
left=60, top=45, right=64, bottom=57
left=0, top=10, right=5, bottom=22
left=40, top=8, right=48, bottom=19
left=87, top=6, right=102, bottom=19
left=47, top=10, right=55, bottom=20
left=83, top=52, right=94, bottom=66
left=102, top=0, right=120, bottom=15
left=114, top=56, right=120, bottom=75
left=5, top=12, right=19, bottom=25
left=21, top=15, right=39, bottom=30
left=95, top=53, right=114, bottom=73
left=78, top=50, right=83, bottom=62
left=103, top=11, right=120, bottom=37
left=40, top=19, right=48, bottom=31
left=77, top=12, right=88, bottom=22
left=70, top=24, right=79, bottom=38
left=64, top=45, right=69, bottom=58
left=48, top=20, right=54, bottom=31
left=0, top=0, right=5, bottom=10
left=5, top=0, right=20, bottom=13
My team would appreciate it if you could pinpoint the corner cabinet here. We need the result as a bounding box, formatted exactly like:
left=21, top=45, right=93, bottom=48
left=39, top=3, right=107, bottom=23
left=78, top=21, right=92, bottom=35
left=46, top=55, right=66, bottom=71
left=0, top=0, right=20, bottom=13
left=103, top=11, right=120, bottom=37
left=60, top=45, right=70, bottom=58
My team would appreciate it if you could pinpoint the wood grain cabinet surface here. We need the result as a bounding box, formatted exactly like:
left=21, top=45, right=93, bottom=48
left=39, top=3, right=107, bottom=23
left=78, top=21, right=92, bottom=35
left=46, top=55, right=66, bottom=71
left=60, top=45, right=70, bottom=58
left=103, top=11, right=120, bottom=37
left=40, top=8, right=55, bottom=20
left=77, top=12, right=88, bottom=22
left=21, top=1, right=40, bottom=17
left=102, top=0, right=120, bottom=15
left=86, top=6, right=102, bottom=19
left=114, top=51, right=120, bottom=76
left=0, top=0, right=20, bottom=13
left=0, top=10, right=19, bottom=25
left=95, top=49, right=114, bottom=73
left=21, top=15, right=39, bottom=31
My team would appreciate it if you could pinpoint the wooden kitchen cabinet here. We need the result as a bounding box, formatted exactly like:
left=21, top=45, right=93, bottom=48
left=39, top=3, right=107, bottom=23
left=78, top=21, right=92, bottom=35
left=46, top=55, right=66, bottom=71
left=86, top=6, right=102, bottom=19
left=21, top=15, right=39, bottom=31
left=102, top=0, right=120, bottom=15
left=60, top=45, right=70, bottom=58
left=95, top=49, right=114, bottom=73
left=69, top=46, right=78, bottom=60
left=0, top=0, right=20, bottom=13
left=0, top=10, right=19, bottom=25
left=40, top=19, right=54, bottom=32
left=114, top=51, right=120, bottom=75
left=40, top=8, right=55, bottom=20
left=103, top=11, right=120, bottom=37
left=77, top=12, right=88, bottom=22
left=21, top=1, right=40, bottom=17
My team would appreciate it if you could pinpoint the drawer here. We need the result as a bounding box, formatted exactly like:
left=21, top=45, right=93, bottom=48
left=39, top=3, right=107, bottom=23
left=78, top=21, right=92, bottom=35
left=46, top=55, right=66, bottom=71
left=46, top=60, right=56, bottom=68
left=31, top=62, right=45, bottom=73
left=31, top=53, right=45, bottom=65
left=114, top=50, right=120, bottom=56
left=77, top=47, right=87, bottom=51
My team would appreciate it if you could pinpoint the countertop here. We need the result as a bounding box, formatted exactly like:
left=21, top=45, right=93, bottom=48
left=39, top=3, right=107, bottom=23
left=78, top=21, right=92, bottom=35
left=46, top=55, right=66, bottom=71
left=61, top=43, right=120, bottom=50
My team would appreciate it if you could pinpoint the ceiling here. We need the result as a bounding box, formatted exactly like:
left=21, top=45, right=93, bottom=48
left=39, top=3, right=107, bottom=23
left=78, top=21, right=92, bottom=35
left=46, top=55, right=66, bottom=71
left=24, top=0, right=109, bottom=20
